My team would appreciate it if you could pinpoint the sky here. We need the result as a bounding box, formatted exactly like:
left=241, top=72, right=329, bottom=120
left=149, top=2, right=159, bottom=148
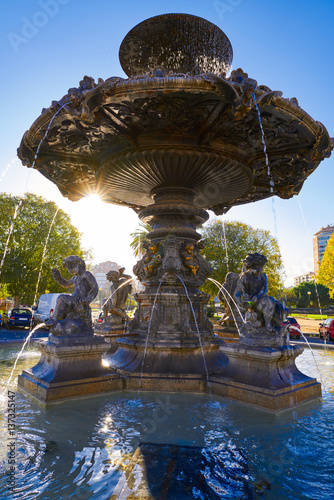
left=1, top=0, right=333, bottom=286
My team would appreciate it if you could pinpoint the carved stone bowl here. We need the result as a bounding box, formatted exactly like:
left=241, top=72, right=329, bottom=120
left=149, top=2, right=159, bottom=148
left=18, top=15, right=332, bottom=215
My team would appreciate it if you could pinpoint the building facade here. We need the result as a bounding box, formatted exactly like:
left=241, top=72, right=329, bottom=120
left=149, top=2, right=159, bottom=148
left=91, top=261, right=120, bottom=296
left=294, top=272, right=315, bottom=287
left=313, top=225, right=334, bottom=273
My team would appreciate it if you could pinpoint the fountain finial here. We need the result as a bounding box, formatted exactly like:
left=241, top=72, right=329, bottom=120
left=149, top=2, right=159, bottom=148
left=119, top=13, right=233, bottom=76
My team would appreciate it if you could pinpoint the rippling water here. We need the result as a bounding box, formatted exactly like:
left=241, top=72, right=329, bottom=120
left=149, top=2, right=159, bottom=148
left=0, top=343, right=333, bottom=499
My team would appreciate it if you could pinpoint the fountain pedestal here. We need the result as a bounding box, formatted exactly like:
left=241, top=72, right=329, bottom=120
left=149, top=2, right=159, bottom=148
left=18, top=335, right=123, bottom=402
left=209, top=343, right=321, bottom=411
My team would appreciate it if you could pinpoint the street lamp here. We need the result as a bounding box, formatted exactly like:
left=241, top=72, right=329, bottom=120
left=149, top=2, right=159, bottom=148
left=307, top=291, right=311, bottom=315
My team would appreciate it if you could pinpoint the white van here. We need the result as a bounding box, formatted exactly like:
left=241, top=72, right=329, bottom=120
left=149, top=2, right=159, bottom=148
left=32, top=293, right=62, bottom=325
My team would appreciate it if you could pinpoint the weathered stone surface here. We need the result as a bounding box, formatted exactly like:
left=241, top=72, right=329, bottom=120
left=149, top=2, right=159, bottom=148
left=45, top=255, right=98, bottom=338
left=211, top=343, right=321, bottom=411
left=17, top=336, right=118, bottom=402
left=94, top=267, right=132, bottom=335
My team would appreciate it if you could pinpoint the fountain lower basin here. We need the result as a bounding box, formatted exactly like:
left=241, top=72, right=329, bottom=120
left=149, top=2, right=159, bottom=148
left=1, top=344, right=333, bottom=500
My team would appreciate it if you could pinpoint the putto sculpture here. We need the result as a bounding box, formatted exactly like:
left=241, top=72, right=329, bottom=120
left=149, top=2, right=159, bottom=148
left=219, top=253, right=288, bottom=346
left=95, top=267, right=132, bottom=335
left=46, top=255, right=98, bottom=337
left=217, top=253, right=287, bottom=344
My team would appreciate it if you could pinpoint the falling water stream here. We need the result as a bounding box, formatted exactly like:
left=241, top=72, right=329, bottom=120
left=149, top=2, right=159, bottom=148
left=0, top=200, right=23, bottom=277
left=0, top=102, right=70, bottom=276
left=1, top=323, right=46, bottom=398
left=251, top=92, right=278, bottom=236
left=139, top=274, right=166, bottom=389
left=0, top=103, right=74, bottom=398
left=31, top=207, right=60, bottom=308
left=207, top=277, right=245, bottom=337
left=31, top=102, right=70, bottom=169
left=0, top=158, right=17, bottom=185
left=292, top=327, right=324, bottom=386
left=97, top=278, right=133, bottom=320
left=176, top=274, right=210, bottom=387
left=221, top=220, right=229, bottom=272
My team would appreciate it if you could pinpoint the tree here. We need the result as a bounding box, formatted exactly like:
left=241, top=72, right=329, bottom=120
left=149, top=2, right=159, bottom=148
left=200, top=219, right=285, bottom=298
left=317, top=233, right=334, bottom=298
left=290, top=282, right=330, bottom=308
left=129, top=223, right=151, bottom=258
left=277, top=287, right=299, bottom=309
left=0, top=193, right=90, bottom=307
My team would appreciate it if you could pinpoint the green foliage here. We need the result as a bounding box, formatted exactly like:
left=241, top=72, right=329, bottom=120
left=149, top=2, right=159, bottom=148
left=317, top=233, right=334, bottom=298
left=277, top=287, right=298, bottom=308
left=206, top=305, right=215, bottom=317
left=129, top=223, right=151, bottom=257
left=0, top=283, right=8, bottom=299
left=289, top=281, right=330, bottom=308
left=200, top=219, right=285, bottom=298
left=0, top=192, right=89, bottom=306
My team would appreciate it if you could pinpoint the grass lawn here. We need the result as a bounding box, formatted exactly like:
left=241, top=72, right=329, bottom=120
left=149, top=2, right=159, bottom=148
left=293, top=314, right=330, bottom=320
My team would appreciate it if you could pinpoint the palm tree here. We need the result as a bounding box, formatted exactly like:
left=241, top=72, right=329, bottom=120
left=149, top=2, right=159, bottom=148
left=129, top=223, right=151, bottom=258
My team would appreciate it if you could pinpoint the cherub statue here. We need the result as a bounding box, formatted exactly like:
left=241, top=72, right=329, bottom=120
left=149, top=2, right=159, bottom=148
left=102, top=268, right=132, bottom=325
left=181, top=243, right=199, bottom=276
left=133, top=243, right=162, bottom=280
left=235, top=253, right=286, bottom=332
left=144, top=244, right=162, bottom=276
left=45, top=255, right=98, bottom=337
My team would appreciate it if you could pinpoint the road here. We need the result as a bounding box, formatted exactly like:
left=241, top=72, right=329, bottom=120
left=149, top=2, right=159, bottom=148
left=0, top=326, right=48, bottom=344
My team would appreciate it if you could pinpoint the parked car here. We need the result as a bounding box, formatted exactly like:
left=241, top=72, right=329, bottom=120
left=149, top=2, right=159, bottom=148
left=32, top=293, right=62, bottom=325
left=319, top=318, right=334, bottom=341
left=3, top=308, right=33, bottom=329
left=281, top=317, right=301, bottom=339
left=94, top=312, right=104, bottom=325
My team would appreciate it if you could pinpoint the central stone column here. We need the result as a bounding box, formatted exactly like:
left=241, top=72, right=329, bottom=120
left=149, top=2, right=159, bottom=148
left=107, top=187, right=228, bottom=388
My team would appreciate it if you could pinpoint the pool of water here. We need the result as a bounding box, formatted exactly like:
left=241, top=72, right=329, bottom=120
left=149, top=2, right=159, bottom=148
left=0, top=343, right=333, bottom=499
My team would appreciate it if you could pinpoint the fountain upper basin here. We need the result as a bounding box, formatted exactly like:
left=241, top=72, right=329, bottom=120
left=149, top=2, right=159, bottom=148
left=18, top=14, right=332, bottom=214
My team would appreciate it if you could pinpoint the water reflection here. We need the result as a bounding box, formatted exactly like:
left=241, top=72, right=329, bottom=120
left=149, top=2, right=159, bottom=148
left=0, top=344, right=333, bottom=499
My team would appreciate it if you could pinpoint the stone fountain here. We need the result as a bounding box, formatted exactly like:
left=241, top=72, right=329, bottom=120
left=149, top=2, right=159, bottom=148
left=18, top=14, right=332, bottom=410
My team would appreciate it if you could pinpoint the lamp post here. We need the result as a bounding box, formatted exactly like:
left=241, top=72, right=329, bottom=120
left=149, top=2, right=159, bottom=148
left=99, top=288, right=102, bottom=310
left=307, top=291, right=311, bottom=315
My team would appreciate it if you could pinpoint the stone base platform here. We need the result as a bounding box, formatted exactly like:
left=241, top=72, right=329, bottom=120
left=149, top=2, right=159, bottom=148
left=208, top=343, right=322, bottom=412
left=17, top=334, right=321, bottom=412
left=18, top=335, right=123, bottom=403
